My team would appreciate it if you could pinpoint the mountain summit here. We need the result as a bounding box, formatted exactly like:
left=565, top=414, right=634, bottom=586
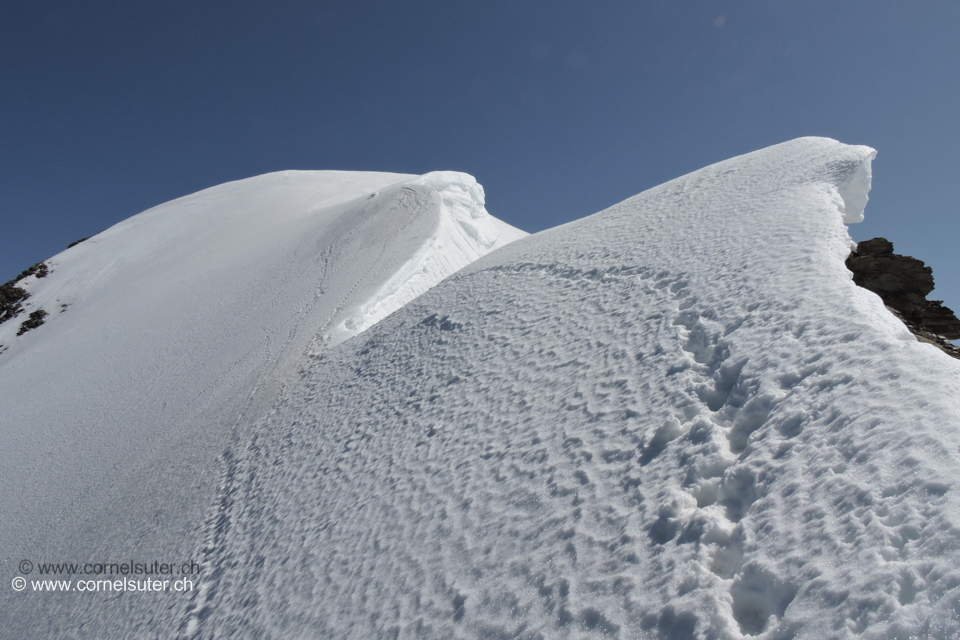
left=0, top=169, right=524, bottom=636
left=4, top=139, right=960, bottom=639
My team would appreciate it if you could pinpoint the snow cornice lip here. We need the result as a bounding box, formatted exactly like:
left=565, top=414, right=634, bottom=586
left=837, top=148, right=876, bottom=224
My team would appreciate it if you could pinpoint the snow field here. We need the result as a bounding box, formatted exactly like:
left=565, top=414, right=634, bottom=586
left=191, top=139, right=960, bottom=639
left=3, top=138, right=958, bottom=639
left=0, top=168, right=524, bottom=638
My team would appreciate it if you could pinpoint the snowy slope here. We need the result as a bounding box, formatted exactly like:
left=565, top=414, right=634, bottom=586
left=183, top=139, right=960, bottom=639
left=0, top=170, right=524, bottom=634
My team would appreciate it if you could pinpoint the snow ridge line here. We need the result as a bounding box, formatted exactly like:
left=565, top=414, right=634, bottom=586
left=309, top=185, right=435, bottom=351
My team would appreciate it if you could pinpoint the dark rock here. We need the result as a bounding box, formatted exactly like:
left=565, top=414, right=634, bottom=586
left=847, top=237, right=960, bottom=348
left=1, top=261, right=50, bottom=326
left=0, top=282, right=30, bottom=325
left=16, top=262, right=49, bottom=280
left=68, top=236, right=91, bottom=248
left=853, top=237, right=894, bottom=255
left=17, top=309, right=48, bottom=336
left=922, top=302, right=960, bottom=341
left=883, top=306, right=960, bottom=359
left=846, top=240, right=933, bottom=322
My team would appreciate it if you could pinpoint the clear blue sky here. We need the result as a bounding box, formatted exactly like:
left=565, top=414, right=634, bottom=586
left=2, top=1, right=959, bottom=315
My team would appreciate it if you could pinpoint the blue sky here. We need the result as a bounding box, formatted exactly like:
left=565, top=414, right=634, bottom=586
left=2, top=1, right=959, bottom=315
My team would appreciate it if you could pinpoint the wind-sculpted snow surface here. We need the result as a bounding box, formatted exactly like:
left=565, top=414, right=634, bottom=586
left=195, top=139, right=960, bottom=639
left=0, top=170, right=523, bottom=637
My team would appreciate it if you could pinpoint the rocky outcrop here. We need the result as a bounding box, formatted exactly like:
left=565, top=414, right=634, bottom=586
left=0, top=262, right=49, bottom=325
left=16, top=309, right=48, bottom=336
left=847, top=237, right=960, bottom=358
left=0, top=282, right=30, bottom=325
left=16, top=262, right=49, bottom=281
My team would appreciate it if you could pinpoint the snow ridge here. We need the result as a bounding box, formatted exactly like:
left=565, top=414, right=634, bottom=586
left=5, top=138, right=960, bottom=640
left=191, top=138, right=960, bottom=639
left=334, top=171, right=526, bottom=343
left=0, top=169, right=524, bottom=638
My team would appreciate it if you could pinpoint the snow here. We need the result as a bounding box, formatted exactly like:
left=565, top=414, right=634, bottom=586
left=837, top=152, right=875, bottom=224
left=334, top=171, right=526, bottom=342
left=184, top=139, right=960, bottom=639
left=4, top=138, right=960, bottom=639
left=0, top=169, right=524, bottom=635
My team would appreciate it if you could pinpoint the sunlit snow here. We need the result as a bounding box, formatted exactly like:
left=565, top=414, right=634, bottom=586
left=0, top=169, right=524, bottom=637
left=3, top=138, right=959, bottom=640
left=192, top=139, right=960, bottom=639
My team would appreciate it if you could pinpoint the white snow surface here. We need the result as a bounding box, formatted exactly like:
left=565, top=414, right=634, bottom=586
left=0, top=169, right=524, bottom=634
left=189, top=139, right=960, bottom=640
left=5, top=138, right=960, bottom=640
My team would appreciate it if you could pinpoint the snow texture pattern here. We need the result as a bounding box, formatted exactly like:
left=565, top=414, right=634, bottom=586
left=191, top=139, right=960, bottom=639
left=4, top=138, right=960, bottom=640
left=0, top=169, right=523, bottom=638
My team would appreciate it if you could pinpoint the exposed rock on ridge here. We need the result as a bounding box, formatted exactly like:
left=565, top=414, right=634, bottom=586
left=847, top=237, right=960, bottom=357
left=0, top=261, right=49, bottom=325
left=0, top=281, right=29, bottom=325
